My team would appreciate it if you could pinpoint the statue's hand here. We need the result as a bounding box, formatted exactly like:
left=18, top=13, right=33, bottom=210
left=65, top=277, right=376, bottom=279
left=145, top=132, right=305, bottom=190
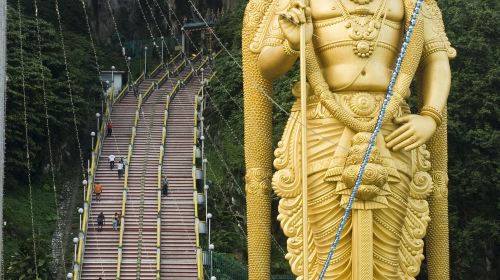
left=385, top=114, right=437, bottom=151
left=278, top=0, right=313, bottom=50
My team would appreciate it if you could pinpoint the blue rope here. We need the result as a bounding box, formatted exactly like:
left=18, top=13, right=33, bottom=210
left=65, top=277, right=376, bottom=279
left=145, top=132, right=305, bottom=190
left=318, top=1, right=424, bottom=278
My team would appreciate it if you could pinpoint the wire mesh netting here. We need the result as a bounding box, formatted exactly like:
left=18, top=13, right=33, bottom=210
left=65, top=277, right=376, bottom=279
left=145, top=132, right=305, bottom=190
left=204, top=252, right=295, bottom=280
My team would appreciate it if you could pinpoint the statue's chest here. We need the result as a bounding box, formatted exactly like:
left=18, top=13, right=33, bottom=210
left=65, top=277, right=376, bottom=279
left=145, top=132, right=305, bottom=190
left=310, top=0, right=405, bottom=22
left=310, top=0, right=405, bottom=58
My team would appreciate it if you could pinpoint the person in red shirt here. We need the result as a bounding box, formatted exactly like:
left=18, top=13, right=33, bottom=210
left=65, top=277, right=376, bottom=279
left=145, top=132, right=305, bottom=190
left=107, top=119, right=113, bottom=136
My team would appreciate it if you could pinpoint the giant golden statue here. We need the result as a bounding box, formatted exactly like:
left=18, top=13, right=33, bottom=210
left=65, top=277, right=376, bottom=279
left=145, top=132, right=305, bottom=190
left=242, top=0, right=455, bottom=279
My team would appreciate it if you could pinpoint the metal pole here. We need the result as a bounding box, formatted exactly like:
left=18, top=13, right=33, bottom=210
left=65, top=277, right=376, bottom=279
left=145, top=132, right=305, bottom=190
left=209, top=243, right=214, bottom=277
left=78, top=208, right=83, bottom=230
left=111, top=66, right=115, bottom=102
left=208, top=215, right=212, bottom=276
left=0, top=0, right=7, bottom=274
left=91, top=132, right=95, bottom=150
left=82, top=180, right=87, bottom=202
left=144, top=46, right=148, bottom=78
left=72, top=238, right=78, bottom=263
left=181, top=27, right=185, bottom=55
left=161, top=36, right=164, bottom=64
left=96, top=113, right=101, bottom=133
left=127, top=57, right=132, bottom=85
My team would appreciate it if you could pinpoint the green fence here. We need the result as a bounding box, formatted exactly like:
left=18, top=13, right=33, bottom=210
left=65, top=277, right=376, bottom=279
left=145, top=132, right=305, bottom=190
left=123, top=36, right=179, bottom=58
left=205, top=252, right=294, bottom=280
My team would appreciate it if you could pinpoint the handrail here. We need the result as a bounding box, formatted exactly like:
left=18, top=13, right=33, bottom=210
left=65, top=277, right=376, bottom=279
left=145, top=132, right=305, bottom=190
left=113, top=85, right=129, bottom=105
left=192, top=86, right=203, bottom=280
left=134, top=72, right=145, bottom=85
left=172, top=60, right=187, bottom=76
left=143, top=82, right=156, bottom=102
left=116, top=93, right=143, bottom=279
left=73, top=91, right=113, bottom=280
left=192, top=65, right=216, bottom=280
left=214, top=49, right=223, bottom=59
left=156, top=79, right=181, bottom=279
left=191, top=51, right=202, bottom=62
left=181, top=58, right=208, bottom=88
left=168, top=52, right=181, bottom=66
left=149, top=62, right=163, bottom=78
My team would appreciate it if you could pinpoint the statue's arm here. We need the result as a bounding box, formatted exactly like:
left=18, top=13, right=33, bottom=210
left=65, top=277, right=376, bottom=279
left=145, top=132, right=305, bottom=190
left=258, top=1, right=312, bottom=81
left=386, top=3, right=454, bottom=151
left=259, top=45, right=298, bottom=81
left=419, top=13, right=453, bottom=113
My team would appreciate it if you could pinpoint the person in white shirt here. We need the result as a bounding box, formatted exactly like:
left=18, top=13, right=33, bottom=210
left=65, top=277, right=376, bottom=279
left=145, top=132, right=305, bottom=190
left=117, top=161, right=124, bottom=179
left=108, top=154, right=116, bottom=170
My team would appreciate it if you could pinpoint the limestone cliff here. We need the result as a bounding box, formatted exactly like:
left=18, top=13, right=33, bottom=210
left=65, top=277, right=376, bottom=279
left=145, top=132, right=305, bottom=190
left=85, top=0, right=237, bottom=45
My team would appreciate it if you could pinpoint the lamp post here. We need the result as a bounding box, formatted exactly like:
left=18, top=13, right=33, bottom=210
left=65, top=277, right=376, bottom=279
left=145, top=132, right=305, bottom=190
left=204, top=180, right=209, bottom=219
left=96, top=113, right=101, bottom=134
left=111, top=66, right=116, bottom=102
left=203, top=158, right=208, bottom=221
left=72, top=237, right=79, bottom=263
left=144, top=46, right=148, bottom=78
left=208, top=213, right=214, bottom=277
left=161, top=36, right=165, bottom=64
left=82, top=179, right=88, bottom=201
left=127, top=57, right=132, bottom=88
left=181, top=27, right=185, bottom=55
left=91, top=131, right=96, bottom=150
left=209, top=243, right=215, bottom=278
left=78, top=207, right=84, bottom=231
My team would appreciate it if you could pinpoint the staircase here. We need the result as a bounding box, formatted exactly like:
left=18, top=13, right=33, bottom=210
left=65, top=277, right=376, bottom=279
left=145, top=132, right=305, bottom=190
left=118, top=65, right=197, bottom=279
left=79, top=54, right=207, bottom=280
left=80, top=74, right=162, bottom=280
left=160, top=65, right=208, bottom=279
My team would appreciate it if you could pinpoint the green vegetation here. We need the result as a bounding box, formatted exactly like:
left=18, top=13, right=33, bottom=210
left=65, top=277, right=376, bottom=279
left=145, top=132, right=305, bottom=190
left=205, top=0, right=499, bottom=279
left=3, top=4, right=101, bottom=278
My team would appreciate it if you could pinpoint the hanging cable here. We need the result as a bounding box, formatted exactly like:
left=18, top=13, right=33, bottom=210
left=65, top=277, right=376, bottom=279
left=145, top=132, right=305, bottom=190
left=144, top=0, right=174, bottom=59
left=17, top=0, right=39, bottom=277
left=32, top=0, right=67, bottom=275
left=135, top=0, right=161, bottom=59
left=165, top=3, right=292, bottom=256
left=78, top=0, right=106, bottom=97
left=53, top=0, right=86, bottom=178
left=156, top=0, right=243, bottom=111
left=104, top=0, right=134, bottom=79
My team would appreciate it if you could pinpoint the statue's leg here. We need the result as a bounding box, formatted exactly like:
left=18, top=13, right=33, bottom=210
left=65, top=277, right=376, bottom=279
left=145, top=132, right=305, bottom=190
left=373, top=125, right=412, bottom=280
left=306, top=118, right=352, bottom=279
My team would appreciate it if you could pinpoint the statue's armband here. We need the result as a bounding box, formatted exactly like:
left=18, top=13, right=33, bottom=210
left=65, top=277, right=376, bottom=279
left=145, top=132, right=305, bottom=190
left=249, top=0, right=291, bottom=53
left=421, top=1, right=456, bottom=61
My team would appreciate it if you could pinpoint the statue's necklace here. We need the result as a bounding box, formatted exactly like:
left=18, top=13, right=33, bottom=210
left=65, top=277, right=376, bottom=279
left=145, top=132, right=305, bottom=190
left=336, top=0, right=388, bottom=58
left=349, top=0, right=374, bottom=5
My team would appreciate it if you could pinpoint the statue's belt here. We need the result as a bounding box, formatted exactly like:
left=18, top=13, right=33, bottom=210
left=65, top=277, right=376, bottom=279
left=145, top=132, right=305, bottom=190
left=291, top=91, right=411, bottom=120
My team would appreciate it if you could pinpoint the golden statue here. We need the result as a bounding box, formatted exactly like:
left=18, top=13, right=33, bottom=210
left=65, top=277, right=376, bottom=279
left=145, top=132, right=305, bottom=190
left=242, top=0, right=455, bottom=279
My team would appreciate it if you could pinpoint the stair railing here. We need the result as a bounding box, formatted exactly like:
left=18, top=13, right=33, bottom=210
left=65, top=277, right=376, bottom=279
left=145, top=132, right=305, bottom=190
left=192, top=83, right=204, bottom=280
left=73, top=89, right=114, bottom=280
left=194, top=60, right=217, bottom=280
left=115, top=92, right=143, bottom=279
left=156, top=77, right=182, bottom=279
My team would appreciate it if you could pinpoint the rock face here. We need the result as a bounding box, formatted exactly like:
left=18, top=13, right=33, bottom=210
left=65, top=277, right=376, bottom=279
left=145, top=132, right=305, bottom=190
left=85, top=0, right=237, bottom=44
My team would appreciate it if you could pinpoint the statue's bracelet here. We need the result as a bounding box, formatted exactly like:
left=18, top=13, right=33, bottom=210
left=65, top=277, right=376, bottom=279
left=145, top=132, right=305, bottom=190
left=420, top=105, right=443, bottom=127
left=282, top=40, right=300, bottom=56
